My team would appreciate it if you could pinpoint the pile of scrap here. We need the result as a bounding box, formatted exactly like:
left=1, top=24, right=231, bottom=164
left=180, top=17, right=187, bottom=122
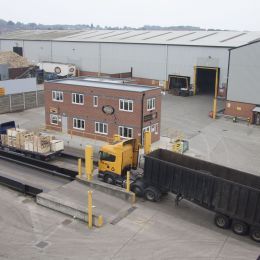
left=0, top=51, right=31, bottom=68
left=1, top=128, right=64, bottom=154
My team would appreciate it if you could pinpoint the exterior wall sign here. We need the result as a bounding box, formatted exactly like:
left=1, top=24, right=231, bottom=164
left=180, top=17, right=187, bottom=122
left=144, top=112, right=157, bottom=122
left=50, top=107, right=58, bottom=113
left=102, top=105, right=115, bottom=115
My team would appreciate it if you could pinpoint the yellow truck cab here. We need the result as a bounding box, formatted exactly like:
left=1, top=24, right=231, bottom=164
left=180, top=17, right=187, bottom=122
left=98, top=137, right=139, bottom=185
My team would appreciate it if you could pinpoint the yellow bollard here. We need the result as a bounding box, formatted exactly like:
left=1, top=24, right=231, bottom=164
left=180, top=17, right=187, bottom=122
left=88, top=190, right=93, bottom=229
left=78, top=158, right=82, bottom=178
left=97, top=215, right=103, bottom=227
left=144, top=131, right=151, bottom=155
left=113, top=134, right=121, bottom=142
left=126, top=171, right=130, bottom=192
left=85, top=145, right=93, bottom=181
left=212, top=97, right=217, bottom=119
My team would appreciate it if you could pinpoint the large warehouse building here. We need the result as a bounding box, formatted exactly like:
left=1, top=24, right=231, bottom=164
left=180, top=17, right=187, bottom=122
left=225, top=40, right=260, bottom=124
left=1, top=30, right=260, bottom=95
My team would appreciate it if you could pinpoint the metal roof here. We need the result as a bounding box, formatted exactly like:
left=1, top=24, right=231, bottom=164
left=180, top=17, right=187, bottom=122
left=0, top=30, right=82, bottom=41
left=52, top=77, right=159, bottom=92
left=1, top=30, right=260, bottom=47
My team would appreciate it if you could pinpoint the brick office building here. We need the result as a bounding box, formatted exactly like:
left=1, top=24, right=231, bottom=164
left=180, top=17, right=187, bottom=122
left=44, top=77, right=161, bottom=143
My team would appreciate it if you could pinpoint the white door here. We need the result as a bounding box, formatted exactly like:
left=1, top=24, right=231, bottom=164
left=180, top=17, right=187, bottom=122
left=62, top=116, right=68, bottom=133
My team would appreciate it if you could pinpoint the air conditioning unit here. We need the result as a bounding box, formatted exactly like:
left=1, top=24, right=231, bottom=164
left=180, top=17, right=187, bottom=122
left=38, top=62, right=76, bottom=77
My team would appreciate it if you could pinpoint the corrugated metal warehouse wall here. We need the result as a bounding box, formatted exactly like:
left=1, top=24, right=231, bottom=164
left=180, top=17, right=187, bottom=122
left=24, top=41, right=52, bottom=63
left=52, top=41, right=100, bottom=72
left=227, top=41, right=260, bottom=104
left=0, top=39, right=229, bottom=85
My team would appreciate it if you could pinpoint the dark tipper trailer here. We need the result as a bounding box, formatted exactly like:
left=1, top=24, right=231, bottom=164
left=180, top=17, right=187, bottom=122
left=138, top=149, right=260, bottom=242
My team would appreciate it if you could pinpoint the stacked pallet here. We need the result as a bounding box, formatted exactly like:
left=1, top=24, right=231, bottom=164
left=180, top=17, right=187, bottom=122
left=5, top=128, right=33, bottom=149
left=0, top=128, right=64, bottom=154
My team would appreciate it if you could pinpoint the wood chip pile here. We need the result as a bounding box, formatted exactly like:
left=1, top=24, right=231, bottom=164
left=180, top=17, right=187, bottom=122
left=0, top=51, right=31, bottom=68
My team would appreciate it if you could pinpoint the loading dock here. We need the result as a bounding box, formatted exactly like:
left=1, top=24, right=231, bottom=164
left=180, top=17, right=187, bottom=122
left=194, top=66, right=220, bottom=95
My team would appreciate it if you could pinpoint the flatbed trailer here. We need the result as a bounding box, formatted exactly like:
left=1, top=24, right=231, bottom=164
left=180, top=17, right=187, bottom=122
left=133, top=149, right=260, bottom=242
left=0, top=144, right=63, bottom=161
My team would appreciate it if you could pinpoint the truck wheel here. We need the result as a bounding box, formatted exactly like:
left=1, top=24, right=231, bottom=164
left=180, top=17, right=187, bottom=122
left=104, top=175, right=114, bottom=185
left=144, top=186, right=161, bottom=202
left=131, top=180, right=145, bottom=197
left=250, top=227, right=260, bottom=242
left=231, top=220, right=249, bottom=235
left=214, top=214, right=231, bottom=229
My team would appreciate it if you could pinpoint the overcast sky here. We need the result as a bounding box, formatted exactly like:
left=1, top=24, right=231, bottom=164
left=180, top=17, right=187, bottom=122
left=1, top=0, right=260, bottom=31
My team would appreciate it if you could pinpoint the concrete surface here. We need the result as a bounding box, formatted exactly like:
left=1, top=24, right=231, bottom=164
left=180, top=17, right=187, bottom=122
left=77, top=171, right=136, bottom=204
left=0, top=158, right=69, bottom=192
left=37, top=180, right=133, bottom=225
left=1, top=185, right=259, bottom=260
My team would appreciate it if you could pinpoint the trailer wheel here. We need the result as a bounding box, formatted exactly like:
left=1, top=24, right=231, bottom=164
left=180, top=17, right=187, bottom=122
left=131, top=180, right=145, bottom=197
left=250, top=227, right=260, bottom=242
left=231, top=220, right=249, bottom=235
left=104, top=174, right=115, bottom=185
left=144, top=186, right=161, bottom=202
left=214, top=214, right=231, bottom=229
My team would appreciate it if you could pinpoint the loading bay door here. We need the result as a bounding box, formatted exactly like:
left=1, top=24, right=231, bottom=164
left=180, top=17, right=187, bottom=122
left=194, top=66, right=220, bottom=95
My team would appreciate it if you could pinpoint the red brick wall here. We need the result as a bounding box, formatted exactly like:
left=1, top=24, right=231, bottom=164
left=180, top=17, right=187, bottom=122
left=225, top=100, right=255, bottom=122
left=44, top=81, right=161, bottom=144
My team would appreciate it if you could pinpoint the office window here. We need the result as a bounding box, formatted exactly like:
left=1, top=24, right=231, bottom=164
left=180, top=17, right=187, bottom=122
left=72, top=93, right=84, bottom=105
left=119, top=99, right=133, bottom=112
left=93, top=96, right=98, bottom=107
left=119, top=126, right=133, bottom=138
left=147, top=98, right=155, bottom=111
left=50, top=114, right=58, bottom=125
left=95, top=122, right=108, bottom=135
left=52, top=91, right=63, bottom=102
left=73, top=118, right=85, bottom=130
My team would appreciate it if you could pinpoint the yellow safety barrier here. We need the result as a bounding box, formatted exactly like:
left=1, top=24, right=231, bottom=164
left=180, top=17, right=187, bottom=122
left=97, top=215, right=103, bottom=227
left=126, top=171, right=130, bottom=192
left=113, top=134, right=121, bottom=142
left=78, top=158, right=82, bottom=178
left=88, top=190, right=93, bottom=229
left=144, top=131, right=151, bottom=155
left=0, top=88, right=5, bottom=96
left=85, top=145, right=93, bottom=181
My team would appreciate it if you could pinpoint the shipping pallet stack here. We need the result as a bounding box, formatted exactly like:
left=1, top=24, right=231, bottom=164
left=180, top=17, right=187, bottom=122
left=0, top=128, right=64, bottom=155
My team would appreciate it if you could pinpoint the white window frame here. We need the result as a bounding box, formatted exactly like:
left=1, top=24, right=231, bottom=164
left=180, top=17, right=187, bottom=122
left=52, top=91, right=63, bottom=102
left=95, top=122, right=108, bottom=135
left=50, top=114, right=58, bottom=125
left=93, top=96, right=98, bottom=107
left=72, top=93, right=84, bottom=105
left=118, top=126, right=133, bottom=138
left=147, top=98, right=155, bottom=111
left=119, top=99, right=133, bottom=112
left=73, top=118, right=85, bottom=130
